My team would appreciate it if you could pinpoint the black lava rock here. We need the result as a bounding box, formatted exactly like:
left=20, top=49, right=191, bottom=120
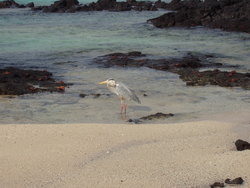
left=0, top=67, right=68, bottom=95
left=225, top=177, right=244, bottom=185
left=210, top=182, right=225, bottom=188
left=0, top=0, right=22, bottom=8
left=32, top=0, right=165, bottom=13
left=235, top=139, right=250, bottom=151
left=148, top=0, right=250, bottom=33
left=140, top=112, right=174, bottom=120
left=94, top=51, right=250, bottom=90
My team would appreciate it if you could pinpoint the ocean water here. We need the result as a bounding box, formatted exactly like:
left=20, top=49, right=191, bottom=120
left=0, top=5, right=250, bottom=124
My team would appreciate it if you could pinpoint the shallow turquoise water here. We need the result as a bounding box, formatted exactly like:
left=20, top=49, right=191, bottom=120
left=0, top=7, right=250, bottom=123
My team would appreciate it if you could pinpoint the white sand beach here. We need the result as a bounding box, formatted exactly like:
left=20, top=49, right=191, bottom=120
left=0, top=121, right=249, bottom=188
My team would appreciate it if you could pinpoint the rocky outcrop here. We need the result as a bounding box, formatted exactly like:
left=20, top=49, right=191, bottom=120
left=42, top=0, right=79, bottom=13
left=32, top=0, right=167, bottom=12
left=94, top=51, right=250, bottom=90
left=0, top=0, right=34, bottom=8
left=0, top=0, right=22, bottom=8
left=148, top=0, right=250, bottom=33
left=0, top=67, right=69, bottom=95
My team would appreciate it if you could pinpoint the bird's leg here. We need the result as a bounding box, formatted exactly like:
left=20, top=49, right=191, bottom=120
left=119, top=98, right=128, bottom=120
left=124, top=104, right=127, bottom=114
left=120, top=104, right=124, bottom=114
left=120, top=97, right=127, bottom=115
left=120, top=98, right=125, bottom=114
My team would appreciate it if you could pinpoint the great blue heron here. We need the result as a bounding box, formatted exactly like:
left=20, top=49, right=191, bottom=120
left=99, top=78, right=141, bottom=114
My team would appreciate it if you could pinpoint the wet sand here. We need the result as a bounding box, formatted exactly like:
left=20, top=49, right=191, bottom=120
left=0, top=121, right=249, bottom=188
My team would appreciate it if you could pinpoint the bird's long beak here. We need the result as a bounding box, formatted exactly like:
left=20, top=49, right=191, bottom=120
left=99, top=80, right=108, bottom=85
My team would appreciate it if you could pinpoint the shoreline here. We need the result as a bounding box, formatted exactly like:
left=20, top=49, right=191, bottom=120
left=1, top=121, right=249, bottom=187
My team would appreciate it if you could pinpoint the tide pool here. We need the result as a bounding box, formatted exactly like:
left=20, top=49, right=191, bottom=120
left=0, top=6, right=250, bottom=123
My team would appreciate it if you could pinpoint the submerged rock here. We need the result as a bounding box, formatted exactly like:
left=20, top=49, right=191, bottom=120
left=95, top=51, right=250, bottom=90
left=127, top=118, right=143, bottom=124
left=0, top=67, right=69, bottom=95
left=235, top=139, right=250, bottom=151
left=178, top=69, right=250, bottom=89
left=94, top=51, right=216, bottom=71
left=128, top=112, right=174, bottom=123
left=148, top=0, right=250, bottom=33
left=79, top=93, right=88, bottom=98
left=79, top=93, right=110, bottom=98
left=140, top=112, right=174, bottom=120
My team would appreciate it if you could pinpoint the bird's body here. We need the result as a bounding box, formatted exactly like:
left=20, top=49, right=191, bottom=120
left=99, top=78, right=141, bottom=114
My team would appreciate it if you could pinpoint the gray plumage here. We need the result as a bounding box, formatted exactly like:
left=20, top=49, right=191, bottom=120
left=114, top=82, right=141, bottom=104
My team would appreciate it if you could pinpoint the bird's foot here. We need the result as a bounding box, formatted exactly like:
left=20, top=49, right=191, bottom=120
left=120, top=113, right=127, bottom=120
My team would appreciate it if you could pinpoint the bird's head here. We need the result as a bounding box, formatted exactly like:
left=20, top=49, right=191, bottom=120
left=99, top=78, right=116, bottom=87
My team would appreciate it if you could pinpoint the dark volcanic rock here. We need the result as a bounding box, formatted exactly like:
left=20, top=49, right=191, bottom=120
left=140, top=112, right=174, bottom=120
left=225, top=177, right=244, bottom=185
left=95, top=0, right=116, bottom=10
left=94, top=51, right=250, bottom=90
left=210, top=177, right=244, bottom=188
left=178, top=69, right=250, bottom=89
left=127, top=118, right=143, bottom=124
left=235, top=139, right=250, bottom=151
left=94, top=51, right=214, bottom=71
left=154, top=0, right=168, bottom=9
left=0, top=67, right=69, bottom=95
left=0, top=0, right=34, bottom=8
left=0, top=0, right=22, bottom=8
left=32, top=0, right=165, bottom=12
left=210, top=182, right=225, bottom=188
left=25, top=2, right=34, bottom=8
left=42, top=0, right=79, bottom=13
left=128, top=112, right=174, bottom=123
left=148, top=0, right=250, bottom=33
left=79, top=93, right=110, bottom=98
